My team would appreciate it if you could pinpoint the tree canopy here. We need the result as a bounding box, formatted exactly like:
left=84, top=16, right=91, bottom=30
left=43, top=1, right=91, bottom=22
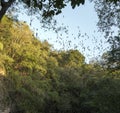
left=0, top=0, right=120, bottom=112
left=0, top=16, right=120, bottom=113
left=92, top=0, right=120, bottom=71
left=93, top=0, right=120, bottom=35
left=0, top=0, right=85, bottom=21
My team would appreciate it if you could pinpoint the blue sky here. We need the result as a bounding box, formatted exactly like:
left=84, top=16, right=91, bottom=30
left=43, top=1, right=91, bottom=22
left=17, top=0, right=109, bottom=63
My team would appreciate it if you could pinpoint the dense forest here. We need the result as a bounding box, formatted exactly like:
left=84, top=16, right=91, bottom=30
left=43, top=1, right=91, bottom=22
left=0, top=16, right=120, bottom=113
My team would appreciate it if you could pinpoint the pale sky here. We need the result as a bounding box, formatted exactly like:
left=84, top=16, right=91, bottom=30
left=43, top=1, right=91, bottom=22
left=16, top=0, right=109, bottom=63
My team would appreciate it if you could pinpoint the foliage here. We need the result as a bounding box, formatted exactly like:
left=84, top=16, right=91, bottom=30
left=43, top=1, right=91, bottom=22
left=93, top=0, right=120, bottom=72
left=107, top=34, right=120, bottom=70
left=0, top=16, right=120, bottom=113
left=57, top=50, right=85, bottom=68
left=93, top=0, right=120, bottom=35
left=98, top=25, right=120, bottom=71
left=0, top=0, right=85, bottom=21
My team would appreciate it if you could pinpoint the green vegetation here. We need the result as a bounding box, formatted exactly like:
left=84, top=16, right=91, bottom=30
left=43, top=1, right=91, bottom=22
left=94, top=0, right=120, bottom=71
left=0, top=16, right=120, bottom=113
left=0, top=0, right=120, bottom=113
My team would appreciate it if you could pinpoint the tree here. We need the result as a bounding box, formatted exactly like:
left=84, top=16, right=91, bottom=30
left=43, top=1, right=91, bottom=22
left=108, top=34, right=120, bottom=70
left=106, top=0, right=120, bottom=3
left=93, top=0, right=120, bottom=71
left=93, top=0, right=120, bottom=36
left=0, top=0, right=85, bottom=21
left=101, top=33, right=120, bottom=71
left=2, top=13, right=120, bottom=113
left=57, top=49, right=85, bottom=68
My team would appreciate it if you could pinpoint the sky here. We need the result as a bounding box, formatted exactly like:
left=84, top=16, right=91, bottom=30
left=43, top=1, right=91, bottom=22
left=16, top=0, right=110, bottom=63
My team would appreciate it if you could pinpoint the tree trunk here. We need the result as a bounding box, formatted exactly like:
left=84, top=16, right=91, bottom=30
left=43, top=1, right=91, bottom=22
left=0, top=7, right=8, bottom=21
left=0, top=0, right=15, bottom=21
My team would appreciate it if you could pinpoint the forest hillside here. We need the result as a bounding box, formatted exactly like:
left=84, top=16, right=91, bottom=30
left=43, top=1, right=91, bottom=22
left=0, top=16, right=120, bottom=113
